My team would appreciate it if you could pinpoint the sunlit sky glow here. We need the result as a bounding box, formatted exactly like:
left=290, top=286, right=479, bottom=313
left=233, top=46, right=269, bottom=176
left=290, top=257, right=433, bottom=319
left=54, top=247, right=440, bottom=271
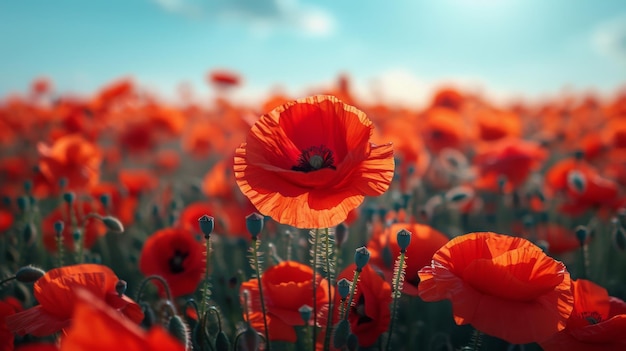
left=1, top=0, right=625, bottom=107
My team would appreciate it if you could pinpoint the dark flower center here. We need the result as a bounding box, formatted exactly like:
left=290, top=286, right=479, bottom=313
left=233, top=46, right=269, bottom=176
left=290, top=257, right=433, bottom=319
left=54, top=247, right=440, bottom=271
left=580, top=311, right=603, bottom=325
left=292, top=145, right=336, bottom=173
left=352, top=294, right=373, bottom=325
left=168, top=249, right=189, bottom=274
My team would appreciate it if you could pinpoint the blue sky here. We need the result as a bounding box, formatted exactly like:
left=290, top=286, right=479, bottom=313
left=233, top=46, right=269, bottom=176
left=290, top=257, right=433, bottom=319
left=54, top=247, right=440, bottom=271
left=1, top=0, right=625, bottom=106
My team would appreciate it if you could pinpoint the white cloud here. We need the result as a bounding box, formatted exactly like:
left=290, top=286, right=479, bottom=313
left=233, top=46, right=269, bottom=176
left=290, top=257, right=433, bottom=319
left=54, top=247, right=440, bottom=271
left=151, top=0, right=336, bottom=37
left=349, top=68, right=512, bottom=109
left=592, top=15, right=626, bottom=65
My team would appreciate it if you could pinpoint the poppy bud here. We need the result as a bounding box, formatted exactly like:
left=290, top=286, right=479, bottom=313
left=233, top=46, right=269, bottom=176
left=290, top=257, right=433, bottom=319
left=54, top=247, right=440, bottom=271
left=99, top=193, right=111, bottom=208
left=337, top=278, right=351, bottom=299
left=115, top=280, right=127, bottom=297
left=73, top=230, right=81, bottom=242
left=246, top=213, right=264, bottom=239
left=215, top=331, right=230, bottom=351
left=23, top=222, right=37, bottom=245
left=522, top=215, right=535, bottom=229
left=333, top=319, right=351, bottom=348
left=573, top=149, right=585, bottom=160
left=198, top=215, right=214, bottom=239
left=354, top=246, right=370, bottom=271
left=335, top=223, right=348, bottom=248
left=62, top=192, right=75, bottom=204
left=396, top=229, right=411, bottom=251
left=445, top=186, right=473, bottom=204
left=567, top=171, right=586, bottom=194
left=299, top=304, right=312, bottom=324
left=102, top=216, right=124, bottom=233
left=53, top=220, right=64, bottom=237
left=575, top=225, right=588, bottom=246
left=347, top=333, right=359, bottom=351
left=167, top=315, right=190, bottom=349
left=497, top=175, right=508, bottom=192
left=15, top=265, right=45, bottom=283
left=23, top=180, right=32, bottom=194
left=17, top=196, right=28, bottom=212
left=140, top=302, right=156, bottom=328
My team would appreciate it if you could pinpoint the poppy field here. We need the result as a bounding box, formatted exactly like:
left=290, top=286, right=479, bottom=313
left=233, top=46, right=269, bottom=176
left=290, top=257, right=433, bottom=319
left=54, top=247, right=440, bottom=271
left=1, top=75, right=626, bottom=351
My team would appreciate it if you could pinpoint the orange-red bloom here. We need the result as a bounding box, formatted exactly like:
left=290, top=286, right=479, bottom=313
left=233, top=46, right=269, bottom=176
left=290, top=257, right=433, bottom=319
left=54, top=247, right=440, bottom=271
left=540, top=279, right=626, bottom=350
left=234, top=95, right=395, bottom=229
left=336, top=264, right=392, bottom=347
left=1, top=297, right=23, bottom=351
left=37, top=134, right=102, bottom=192
left=240, top=261, right=331, bottom=342
left=418, top=232, right=573, bottom=344
left=474, top=138, right=547, bottom=192
left=60, top=289, right=184, bottom=351
left=139, top=227, right=206, bottom=297
left=6, top=264, right=143, bottom=337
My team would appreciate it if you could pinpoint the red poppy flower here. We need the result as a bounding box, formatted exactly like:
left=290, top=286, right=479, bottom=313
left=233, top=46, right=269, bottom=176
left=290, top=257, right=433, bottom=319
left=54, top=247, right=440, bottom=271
left=474, top=138, right=547, bottom=192
left=421, top=107, right=466, bottom=154
left=474, top=108, right=521, bottom=142
left=539, top=279, right=626, bottom=350
left=208, top=69, right=241, bottom=87
left=0, top=208, right=13, bottom=233
left=336, top=263, right=392, bottom=347
left=118, top=169, right=159, bottom=197
left=15, top=344, right=58, bottom=351
left=6, top=264, right=143, bottom=337
left=240, top=261, right=331, bottom=342
left=1, top=297, right=23, bottom=351
left=546, top=158, right=620, bottom=216
left=139, top=227, right=206, bottom=297
left=512, top=222, right=582, bottom=255
left=418, top=232, right=574, bottom=344
left=368, top=223, right=449, bottom=296
left=177, top=202, right=225, bottom=236
left=41, top=200, right=107, bottom=253
left=37, top=134, right=102, bottom=192
left=60, top=289, right=185, bottom=351
left=234, top=95, right=395, bottom=229
left=201, top=159, right=235, bottom=201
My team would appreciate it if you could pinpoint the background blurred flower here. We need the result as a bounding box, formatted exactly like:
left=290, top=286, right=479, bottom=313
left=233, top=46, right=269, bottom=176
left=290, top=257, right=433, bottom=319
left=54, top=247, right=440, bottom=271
left=539, top=279, right=626, bottom=351
left=6, top=264, right=143, bottom=337
left=139, top=227, right=206, bottom=297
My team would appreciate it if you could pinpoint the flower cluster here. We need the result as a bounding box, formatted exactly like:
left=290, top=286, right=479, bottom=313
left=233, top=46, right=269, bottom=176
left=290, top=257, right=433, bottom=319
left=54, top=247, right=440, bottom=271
left=1, top=75, right=625, bottom=351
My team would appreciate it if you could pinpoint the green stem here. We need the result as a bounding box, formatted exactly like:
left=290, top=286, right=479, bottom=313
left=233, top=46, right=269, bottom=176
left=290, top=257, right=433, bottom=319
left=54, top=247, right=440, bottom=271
left=56, top=234, right=65, bottom=268
left=252, top=238, right=271, bottom=351
left=581, top=244, right=590, bottom=279
left=323, top=228, right=334, bottom=351
left=344, top=270, right=361, bottom=321
left=0, top=276, right=16, bottom=287
left=200, top=236, right=212, bottom=319
left=136, top=275, right=173, bottom=303
left=311, top=229, right=319, bottom=347
left=386, top=250, right=406, bottom=351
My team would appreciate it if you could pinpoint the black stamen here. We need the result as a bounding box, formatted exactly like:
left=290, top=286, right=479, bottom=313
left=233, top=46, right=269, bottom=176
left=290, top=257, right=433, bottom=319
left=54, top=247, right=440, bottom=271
left=168, top=249, right=189, bottom=274
left=292, top=145, right=336, bottom=173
